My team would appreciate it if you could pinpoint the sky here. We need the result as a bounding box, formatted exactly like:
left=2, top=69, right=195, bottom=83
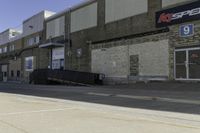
left=0, top=0, right=85, bottom=32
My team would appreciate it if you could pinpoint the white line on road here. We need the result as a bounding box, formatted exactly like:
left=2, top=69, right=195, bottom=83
left=87, top=92, right=111, bottom=97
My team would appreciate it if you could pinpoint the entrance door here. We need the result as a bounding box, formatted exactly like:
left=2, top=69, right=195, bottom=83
left=3, top=72, right=7, bottom=82
left=188, top=49, right=200, bottom=79
left=175, top=48, right=200, bottom=80
left=175, top=51, right=187, bottom=79
left=52, top=59, right=64, bottom=70
left=130, top=55, right=139, bottom=76
left=1, top=65, right=8, bottom=82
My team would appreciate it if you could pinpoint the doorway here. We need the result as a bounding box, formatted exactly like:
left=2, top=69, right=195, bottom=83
left=175, top=47, right=200, bottom=80
left=1, top=65, right=8, bottom=82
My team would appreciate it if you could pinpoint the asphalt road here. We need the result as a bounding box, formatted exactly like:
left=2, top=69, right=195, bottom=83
left=0, top=82, right=200, bottom=115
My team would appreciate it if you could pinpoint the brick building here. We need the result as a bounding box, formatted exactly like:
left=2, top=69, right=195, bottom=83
left=1, top=0, right=200, bottom=84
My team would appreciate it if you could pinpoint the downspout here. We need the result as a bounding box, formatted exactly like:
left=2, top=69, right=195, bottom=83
left=67, top=8, right=72, bottom=70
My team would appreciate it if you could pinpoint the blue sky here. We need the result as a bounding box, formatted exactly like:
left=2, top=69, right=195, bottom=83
left=0, top=0, right=84, bottom=32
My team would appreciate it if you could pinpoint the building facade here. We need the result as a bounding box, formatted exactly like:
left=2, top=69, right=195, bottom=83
left=1, top=0, right=200, bottom=84
left=0, top=11, right=55, bottom=82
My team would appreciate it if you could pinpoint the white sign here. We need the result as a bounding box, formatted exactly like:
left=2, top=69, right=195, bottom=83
left=77, top=48, right=82, bottom=58
left=25, top=56, right=34, bottom=71
left=52, top=47, right=64, bottom=60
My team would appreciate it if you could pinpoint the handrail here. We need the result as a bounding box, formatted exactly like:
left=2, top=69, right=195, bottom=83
left=30, top=69, right=104, bottom=85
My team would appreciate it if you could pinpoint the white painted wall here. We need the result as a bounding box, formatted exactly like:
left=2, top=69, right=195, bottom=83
left=46, top=16, right=65, bottom=39
left=92, top=40, right=169, bottom=78
left=71, top=3, right=97, bottom=33
left=23, top=11, right=54, bottom=37
left=0, top=31, right=10, bottom=45
left=44, top=11, right=56, bottom=18
left=92, top=46, right=129, bottom=78
left=129, top=40, right=169, bottom=76
left=0, top=29, right=21, bottom=45
left=162, top=0, right=191, bottom=7
left=105, top=0, right=148, bottom=23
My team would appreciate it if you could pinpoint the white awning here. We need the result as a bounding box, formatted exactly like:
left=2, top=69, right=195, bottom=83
left=39, top=42, right=64, bottom=48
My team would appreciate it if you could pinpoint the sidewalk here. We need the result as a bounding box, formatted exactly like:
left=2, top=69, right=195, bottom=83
left=0, top=93, right=199, bottom=133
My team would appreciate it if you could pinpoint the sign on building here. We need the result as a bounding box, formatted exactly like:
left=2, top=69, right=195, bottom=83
left=25, top=56, right=34, bottom=71
left=77, top=48, right=82, bottom=58
left=156, top=1, right=200, bottom=28
left=179, top=24, right=194, bottom=37
left=52, top=47, right=64, bottom=60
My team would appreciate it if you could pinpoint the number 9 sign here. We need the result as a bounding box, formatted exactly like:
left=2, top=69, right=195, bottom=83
left=179, top=24, right=194, bottom=37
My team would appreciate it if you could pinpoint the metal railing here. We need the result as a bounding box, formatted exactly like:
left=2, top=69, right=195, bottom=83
left=30, top=69, right=104, bottom=85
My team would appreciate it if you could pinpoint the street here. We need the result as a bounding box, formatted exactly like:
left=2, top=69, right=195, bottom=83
left=0, top=82, right=200, bottom=114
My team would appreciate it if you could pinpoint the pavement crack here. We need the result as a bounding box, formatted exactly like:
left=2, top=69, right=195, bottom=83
left=0, top=119, right=29, bottom=133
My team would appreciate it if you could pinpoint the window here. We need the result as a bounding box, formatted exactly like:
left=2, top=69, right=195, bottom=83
left=9, top=45, right=15, bottom=51
left=25, top=56, right=34, bottom=71
left=11, top=33, right=15, bottom=37
left=11, top=70, right=14, bottom=77
left=10, top=32, right=17, bottom=37
left=2, top=46, right=7, bottom=53
left=17, top=70, right=20, bottom=78
left=36, top=36, right=40, bottom=44
left=4, top=72, right=7, bottom=77
left=27, top=36, right=40, bottom=46
left=27, top=38, right=34, bottom=46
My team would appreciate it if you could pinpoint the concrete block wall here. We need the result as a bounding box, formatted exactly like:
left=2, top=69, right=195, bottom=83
left=91, top=33, right=169, bottom=84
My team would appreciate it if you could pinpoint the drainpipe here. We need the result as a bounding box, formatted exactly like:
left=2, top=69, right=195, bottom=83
left=127, top=39, right=130, bottom=85
left=63, top=30, right=66, bottom=70
left=50, top=48, right=53, bottom=69
left=67, top=8, right=71, bottom=70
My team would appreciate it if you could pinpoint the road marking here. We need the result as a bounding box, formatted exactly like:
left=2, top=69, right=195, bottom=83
left=87, top=92, right=200, bottom=105
left=87, top=92, right=112, bottom=97
left=157, top=97, right=200, bottom=105
left=116, top=95, right=153, bottom=100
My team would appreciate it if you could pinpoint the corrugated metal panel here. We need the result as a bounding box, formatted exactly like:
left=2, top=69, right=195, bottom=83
left=105, top=0, right=148, bottom=23
left=71, top=2, right=97, bottom=33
